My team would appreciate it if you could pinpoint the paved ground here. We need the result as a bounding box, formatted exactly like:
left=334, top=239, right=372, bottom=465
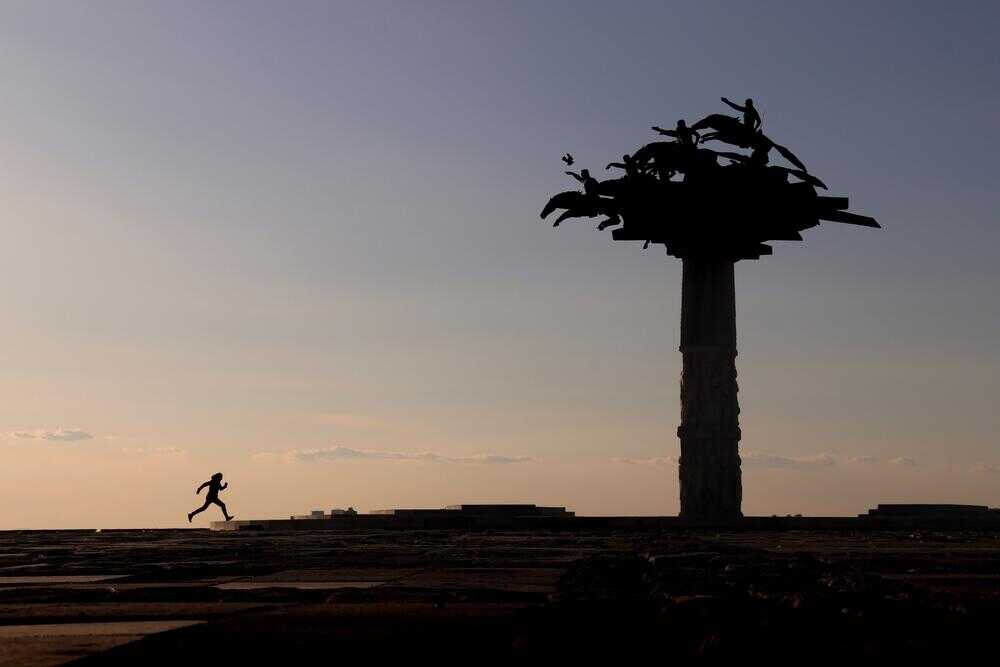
left=0, top=528, right=998, bottom=663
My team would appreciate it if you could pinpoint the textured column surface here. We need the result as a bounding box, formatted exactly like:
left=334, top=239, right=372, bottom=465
left=678, top=257, right=742, bottom=520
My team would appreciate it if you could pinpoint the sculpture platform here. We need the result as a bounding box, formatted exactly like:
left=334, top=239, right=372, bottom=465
left=211, top=503, right=1000, bottom=532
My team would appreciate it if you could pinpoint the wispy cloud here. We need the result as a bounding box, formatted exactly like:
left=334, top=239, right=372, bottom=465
left=121, top=447, right=188, bottom=457
left=11, top=428, right=94, bottom=442
left=612, top=452, right=836, bottom=470
left=255, top=445, right=534, bottom=465
left=612, top=456, right=678, bottom=466
left=741, top=452, right=836, bottom=470
left=610, top=452, right=933, bottom=472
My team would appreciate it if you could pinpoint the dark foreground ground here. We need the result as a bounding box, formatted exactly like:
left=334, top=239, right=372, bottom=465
left=1, top=528, right=999, bottom=664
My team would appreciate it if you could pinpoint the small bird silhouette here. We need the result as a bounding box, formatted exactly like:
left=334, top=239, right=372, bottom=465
left=561, top=153, right=574, bottom=166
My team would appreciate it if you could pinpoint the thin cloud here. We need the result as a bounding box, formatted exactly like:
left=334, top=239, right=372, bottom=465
left=121, top=447, right=188, bottom=457
left=889, top=456, right=917, bottom=467
left=612, top=456, right=678, bottom=466
left=612, top=452, right=936, bottom=471
left=294, top=446, right=430, bottom=462
left=461, top=454, right=534, bottom=464
left=11, top=429, right=94, bottom=442
left=257, top=445, right=533, bottom=465
left=612, top=453, right=836, bottom=469
left=742, top=452, right=836, bottom=470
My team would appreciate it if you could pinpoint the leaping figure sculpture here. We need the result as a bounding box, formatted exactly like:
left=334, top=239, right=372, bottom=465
left=541, top=98, right=879, bottom=521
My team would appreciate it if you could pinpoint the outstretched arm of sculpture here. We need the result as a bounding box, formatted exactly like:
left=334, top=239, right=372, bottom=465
left=196, top=481, right=209, bottom=494
left=653, top=126, right=700, bottom=142
left=605, top=162, right=626, bottom=170
left=565, top=170, right=585, bottom=183
left=721, top=97, right=747, bottom=112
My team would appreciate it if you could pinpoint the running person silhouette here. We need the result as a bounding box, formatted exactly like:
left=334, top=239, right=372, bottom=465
left=188, top=472, right=233, bottom=522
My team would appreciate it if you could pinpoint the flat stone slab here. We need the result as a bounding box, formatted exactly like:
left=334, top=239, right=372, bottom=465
left=0, top=619, right=202, bottom=637
left=394, top=568, right=565, bottom=593
left=217, top=581, right=386, bottom=591
left=248, top=568, right=418, bottom=582
left=0, top=620, right=203, bottom=667
left=0, top=602, right=277, bottom=624
left=0, top=575, right=127, bottom=585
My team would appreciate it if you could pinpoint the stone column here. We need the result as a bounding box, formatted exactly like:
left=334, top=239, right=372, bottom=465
left=678, top=257, right=742, bottom=520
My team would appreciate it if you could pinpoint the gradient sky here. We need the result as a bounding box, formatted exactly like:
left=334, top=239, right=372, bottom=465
left=1, top=1, right=998, bottom=528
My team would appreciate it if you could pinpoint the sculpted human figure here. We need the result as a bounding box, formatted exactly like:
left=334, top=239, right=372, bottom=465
left=632, top=141, right=697, bottom=181
left=652, top=119, right=699, bottom=146
left=565, top=168, right=600, bottom=196
left=721, top=97, right=761, bottom=132
left=748, top=139, right=771, bottom=167
left=605, top=154, right=640, bottom=177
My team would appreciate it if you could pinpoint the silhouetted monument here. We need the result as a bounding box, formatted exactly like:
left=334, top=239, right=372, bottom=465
left=542, top=98, right=879, bottom=521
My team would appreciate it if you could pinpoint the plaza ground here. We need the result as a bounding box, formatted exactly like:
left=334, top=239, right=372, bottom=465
left=0, top=527, right=998, bottom=663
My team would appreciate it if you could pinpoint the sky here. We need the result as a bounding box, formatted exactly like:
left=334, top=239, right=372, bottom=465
left=1, top=1, right=998, bottom=528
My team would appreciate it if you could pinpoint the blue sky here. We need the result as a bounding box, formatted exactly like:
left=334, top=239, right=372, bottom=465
left=0, top=1, right=997, bottom=526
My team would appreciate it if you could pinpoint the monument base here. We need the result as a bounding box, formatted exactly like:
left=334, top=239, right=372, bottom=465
left=678, top=257, right=742, bottom=520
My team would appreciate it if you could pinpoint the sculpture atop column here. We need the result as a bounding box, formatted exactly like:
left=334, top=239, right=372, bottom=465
left=541, top=98, right=879, bottom=521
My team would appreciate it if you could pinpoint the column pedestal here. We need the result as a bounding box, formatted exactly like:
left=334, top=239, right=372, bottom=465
left=678, top=257, right=742, bottom=520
